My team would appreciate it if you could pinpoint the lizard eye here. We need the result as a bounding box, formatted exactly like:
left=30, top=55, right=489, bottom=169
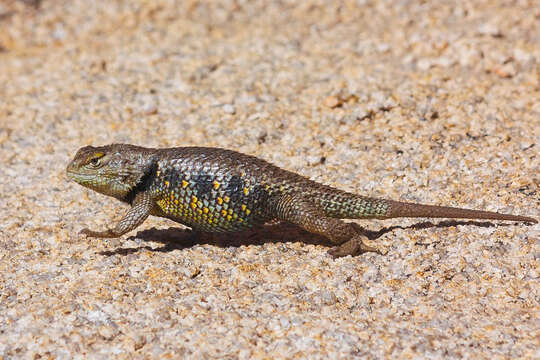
left=87, top=153, right=105, bottom=167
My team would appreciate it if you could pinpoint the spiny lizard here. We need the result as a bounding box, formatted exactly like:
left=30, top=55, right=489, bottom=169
left=66, top=144, right=537, bottom=257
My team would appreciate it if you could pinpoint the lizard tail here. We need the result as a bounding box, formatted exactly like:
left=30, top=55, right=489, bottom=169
left=313, top=186, right=536, bottom=223
left=385, top=200, right=537, bottom=223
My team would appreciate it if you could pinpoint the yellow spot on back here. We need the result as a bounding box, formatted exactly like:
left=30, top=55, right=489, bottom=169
left=226, top=215, right=232, bottom=221
left=243, top=187, right=249, bottom=195
left=264, top=184, right=270, bottom=190
left=245, top=209, right=250, bottom=215
left=203, top=207, right=209, bottom=214
left=164, top=181, right=169, bottom=187
left=156, top=170, right=161, bottom=176
left=197, top=209, right=202, bottom=215
left=191, top=195, right=197, bottom=203
left=241, top=204, right=246, bottom=211
left=213, top=180, right=220, bottom=190
left=216, top=197, right=223, bottom=205
left=190, top=203, right=197, bottom=209
left=223, top=196, right=230, bottom=203
left=221, top=209, right=227, bottom=216
left=182, top=180, right=188, bottom=188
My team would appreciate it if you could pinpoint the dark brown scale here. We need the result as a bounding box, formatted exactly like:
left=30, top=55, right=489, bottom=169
left=66, top=144, right=537, bottom=258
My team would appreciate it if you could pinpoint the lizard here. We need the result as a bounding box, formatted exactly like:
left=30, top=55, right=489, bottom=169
left=66, top=144, right=537, bottom=258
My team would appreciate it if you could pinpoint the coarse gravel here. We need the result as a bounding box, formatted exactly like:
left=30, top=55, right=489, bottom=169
left=0, top=0, right=539, bottom=358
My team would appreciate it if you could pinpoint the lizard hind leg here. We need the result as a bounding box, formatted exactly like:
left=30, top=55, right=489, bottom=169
left=323, top=222, right=382, bottom=258
left=273, top=194, right=382, bottom=258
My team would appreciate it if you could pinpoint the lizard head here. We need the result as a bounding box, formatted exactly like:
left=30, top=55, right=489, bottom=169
left=66, top=144, right=155, bottom=201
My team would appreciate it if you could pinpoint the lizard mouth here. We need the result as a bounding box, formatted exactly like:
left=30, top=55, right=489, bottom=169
left=66, top=170, right=97, bottom=183
left=65, top=169, right=77, bottom=180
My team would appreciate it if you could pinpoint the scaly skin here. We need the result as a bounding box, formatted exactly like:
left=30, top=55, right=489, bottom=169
left=66, top=144, right=537, bottom=258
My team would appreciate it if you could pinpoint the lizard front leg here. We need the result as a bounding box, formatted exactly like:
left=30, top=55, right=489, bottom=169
left=273, top=194, right=381, bottom=258
left=80, top=191, right=153, bottom=238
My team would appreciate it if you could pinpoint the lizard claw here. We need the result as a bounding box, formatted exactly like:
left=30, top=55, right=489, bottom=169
left=327, top=235, right=385, bottom=258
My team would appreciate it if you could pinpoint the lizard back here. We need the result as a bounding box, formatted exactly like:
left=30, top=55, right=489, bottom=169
left=148, top=147, right=393, bottom=231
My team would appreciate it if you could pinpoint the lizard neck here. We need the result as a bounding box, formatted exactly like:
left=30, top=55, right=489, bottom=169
left=119, top=158, right=158, bottom=204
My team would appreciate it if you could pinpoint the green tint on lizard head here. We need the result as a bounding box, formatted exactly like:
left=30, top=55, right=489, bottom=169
left=66, top=144, right=155, bottom=201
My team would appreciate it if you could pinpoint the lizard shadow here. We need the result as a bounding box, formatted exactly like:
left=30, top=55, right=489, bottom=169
left=359, top=219, right=503, bottom=239
left=100, top=222, right=330, bottom=256
left=98, top=219, right=505, bottom=256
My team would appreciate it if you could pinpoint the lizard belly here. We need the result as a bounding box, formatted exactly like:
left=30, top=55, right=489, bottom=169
left=155, top=197, right=264, bottom=232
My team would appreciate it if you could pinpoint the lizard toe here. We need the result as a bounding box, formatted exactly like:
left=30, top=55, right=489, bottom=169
left=327, top=235, right=383, bottom=258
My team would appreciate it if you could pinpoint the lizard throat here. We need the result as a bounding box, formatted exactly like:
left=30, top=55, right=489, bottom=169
left=67, top=171, right=132, bottom=200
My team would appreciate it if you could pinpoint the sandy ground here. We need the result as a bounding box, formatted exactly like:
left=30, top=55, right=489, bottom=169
left=0, top=0, right=539, bottom=358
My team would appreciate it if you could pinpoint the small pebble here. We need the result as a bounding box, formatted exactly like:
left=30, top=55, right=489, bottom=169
left=322, top=95, right=342, bottom=108
left=223, top=104, right=236, bottom=114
